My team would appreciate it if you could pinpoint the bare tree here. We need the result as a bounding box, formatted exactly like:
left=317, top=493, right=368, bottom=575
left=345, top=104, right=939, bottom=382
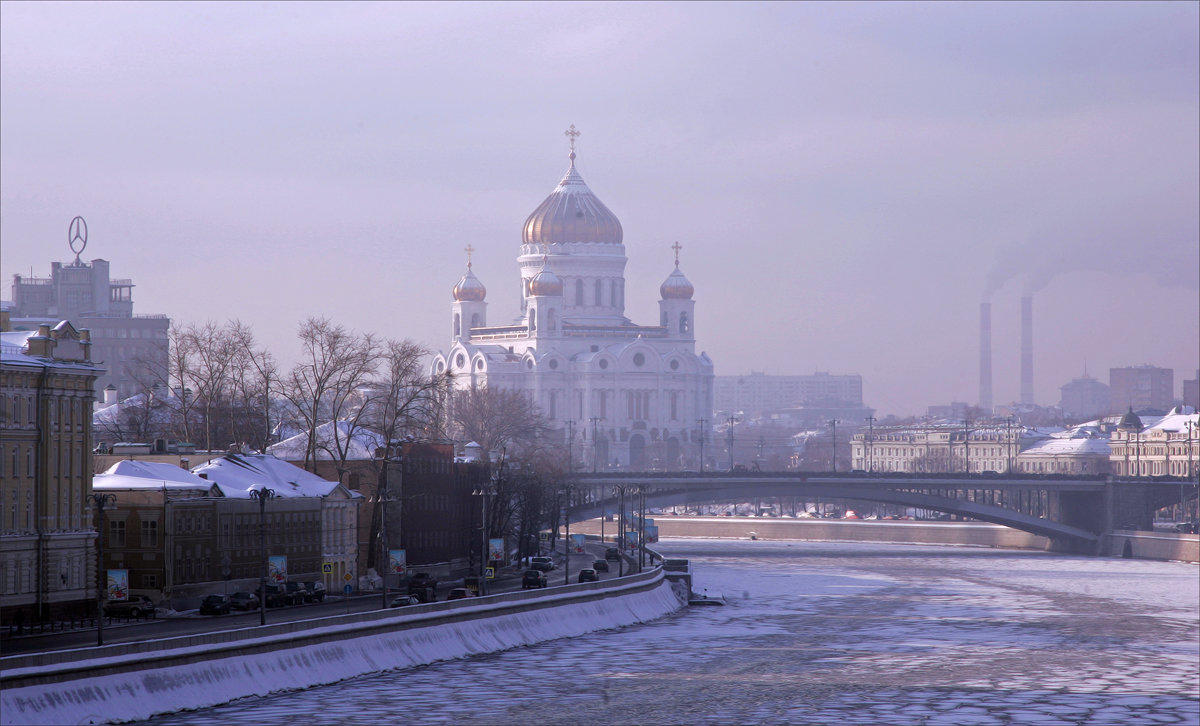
left=228, top=320, right=277, bottom=452
left=166, top=323, right=199, bottom=445
left=280, top=316, right=379, bottom=476
left=449, top=384, right=551, bottom=458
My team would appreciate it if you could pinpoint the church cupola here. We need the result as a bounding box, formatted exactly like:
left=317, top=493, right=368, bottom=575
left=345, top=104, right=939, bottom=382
left=658, top=242, right=696, bottom=342
left=527, top=253, right=564, bottom=340
left=451, top=246, right=488, bottom=343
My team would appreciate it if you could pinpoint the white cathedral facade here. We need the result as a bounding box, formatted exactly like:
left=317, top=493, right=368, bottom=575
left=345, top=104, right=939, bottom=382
left=431, top=137, right=714, bottom=471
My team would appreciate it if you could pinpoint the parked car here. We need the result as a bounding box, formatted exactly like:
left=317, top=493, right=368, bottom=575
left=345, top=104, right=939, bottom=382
left=522, top=569, right=548, bottom=589
left=259, top=584, right=289, bottom=608
left=199, top=594, right=231, bottom=616
left=302, top=581, right=326, bottom=602
left=389, top=594, right=420, bottom=608
left=408, top=572, right=439, bottom=602
left=577, top=568, right=598, bottom=583
left=605, top=548, right=620, bottom=561
left=530, top=556, right=555, bottom=572
left=447, top=588, right=473, bottom=600
left=229, top=591, right=259, bottom=611
left=592, top=559, right=609, bottom=572
left=104, top=595, right=156, bottom=618
left=284, top=582, right=306, bottom=605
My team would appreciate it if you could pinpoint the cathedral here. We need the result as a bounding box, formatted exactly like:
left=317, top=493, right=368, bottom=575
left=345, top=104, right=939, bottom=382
left=432, top=129, right=714, bottom=470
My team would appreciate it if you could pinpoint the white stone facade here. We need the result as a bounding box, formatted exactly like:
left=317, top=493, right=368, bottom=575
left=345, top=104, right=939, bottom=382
left=432, top=145, right=714, bottom=470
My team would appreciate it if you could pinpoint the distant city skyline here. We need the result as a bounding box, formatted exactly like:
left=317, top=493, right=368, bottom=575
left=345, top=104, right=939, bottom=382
left=2, top=2, right=1196, bottom=417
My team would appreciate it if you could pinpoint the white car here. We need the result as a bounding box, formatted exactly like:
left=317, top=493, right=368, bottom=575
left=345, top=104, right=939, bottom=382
left=530, top=556, right=555, bottom=571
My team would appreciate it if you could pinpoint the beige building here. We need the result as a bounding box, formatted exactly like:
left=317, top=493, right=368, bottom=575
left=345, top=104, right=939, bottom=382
left=851, top=423, right=1022, bottom=474
left=1, top=322, right=103, bottom=624
left=1109, top=408, right=1199, bottom=478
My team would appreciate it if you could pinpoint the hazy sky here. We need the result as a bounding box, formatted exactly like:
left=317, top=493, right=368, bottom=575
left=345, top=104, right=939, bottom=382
left=3, top=2, right=1197, bottom=418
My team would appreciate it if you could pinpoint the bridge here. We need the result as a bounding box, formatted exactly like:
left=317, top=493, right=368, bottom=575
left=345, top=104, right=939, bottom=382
left=562, top=471, right=1197, bottom=552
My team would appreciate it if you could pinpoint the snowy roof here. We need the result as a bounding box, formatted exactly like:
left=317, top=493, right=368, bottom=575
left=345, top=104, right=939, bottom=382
left=191, top=453, right=348, bottom=499
left=1, top=327, right=102, bottom=374
left=1141, top=409, right=1199, bottom=433
left=93, top=460, right=215, bottom=492
left=266, top=420, right=383, bottom=462
left=1020, top=435, right=1111, bottom=457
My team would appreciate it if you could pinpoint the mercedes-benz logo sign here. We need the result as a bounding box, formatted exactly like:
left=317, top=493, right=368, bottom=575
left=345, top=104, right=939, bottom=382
left=68, top=215, right=88, bottom=256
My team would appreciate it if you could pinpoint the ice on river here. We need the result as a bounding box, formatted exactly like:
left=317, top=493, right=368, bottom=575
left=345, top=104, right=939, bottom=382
left=139, top=540, right=1199, bottom=726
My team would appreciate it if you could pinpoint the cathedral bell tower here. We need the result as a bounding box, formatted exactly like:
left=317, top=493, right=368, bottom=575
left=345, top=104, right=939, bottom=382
left=451, top=246, right=487, bottom=344
left=658, top=242, right=696, bottom=342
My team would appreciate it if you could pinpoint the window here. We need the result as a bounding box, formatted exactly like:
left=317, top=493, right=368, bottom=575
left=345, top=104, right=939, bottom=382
left=141, top=520, right=159, bottom=547
left=594, top=279, right=602, bottom=305
left=680, top=312, right=690, bottom=334
left=454, top=313, right=461, bottom=337
left=575, top=279, right=583, bottom=306
left=549, top=392, right=557, bottom=420
left=110, top=520, right=126, bottom=547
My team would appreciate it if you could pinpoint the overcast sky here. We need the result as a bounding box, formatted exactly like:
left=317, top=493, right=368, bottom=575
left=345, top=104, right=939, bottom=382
left=3, top=1, right=1197, bottom=418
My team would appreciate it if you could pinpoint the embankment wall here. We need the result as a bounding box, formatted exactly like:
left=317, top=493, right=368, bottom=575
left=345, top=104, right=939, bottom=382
left=1, top=570, right=681, bottom=726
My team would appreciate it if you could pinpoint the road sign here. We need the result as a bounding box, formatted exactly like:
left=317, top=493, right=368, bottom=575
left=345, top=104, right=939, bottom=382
left=485, top=567, right=495, bottom=580
left=343, top=584, right=352, bottom=594
left=322, top=563, right=333, bottom=575
left=343, top=572, right=353, bottom=582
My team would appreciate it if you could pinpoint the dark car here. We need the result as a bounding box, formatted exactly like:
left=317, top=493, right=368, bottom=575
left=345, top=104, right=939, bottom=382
left=577, top=568, right=598, bottom=583
left=408, top=572, right=439, bottom=602
left=259, top=584, right=289, bottom=608
left=522, top=569, right=548, bottom=589
left=605, top=547, right=620, bottom=561
left=447, top=588, right=473, bottom=600
left=199, top=594, right=231, bottom=616
left=229, top=591, right=259, bottom=611
left=302, top=581, right=326, bottom=602
left=592, top=559, right=609, bottom=572
left=104, top=595, right=156, bottom=618
left=389, top=594, right=420, bottom=608
left=284, top=582, right=306, bottom=605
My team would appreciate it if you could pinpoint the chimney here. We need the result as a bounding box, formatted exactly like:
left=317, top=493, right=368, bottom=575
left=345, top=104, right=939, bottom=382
left=1020, top=295, right=1034, bottom=404
left=979, top=301, right=993, bottom=412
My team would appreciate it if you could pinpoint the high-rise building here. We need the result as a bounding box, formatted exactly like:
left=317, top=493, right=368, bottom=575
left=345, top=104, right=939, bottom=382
left=1059, top=371, right=1111, bottom=422
left=1183, top=370, right=1199, bottom=410
left=431, top=132, right=714, bottom=470
left=1109, top=365, right=1174, bottom=414
left=715, top=372, right=865, bottom=420
left=6, top=220, right=169, bottom=401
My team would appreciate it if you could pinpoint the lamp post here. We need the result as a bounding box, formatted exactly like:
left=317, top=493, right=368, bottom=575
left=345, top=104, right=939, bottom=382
left=560, top=485, right=573, bottom=586
left=865, top=416, right=877, bottom=473
left=565, top=420, right=575, bottom=475
left=90, top=492, right=117, bottom=646
left=249, top=487, right=276, bottom=626
left=827, top=420, right=841, bottom=473
left=590, top=417, right=601, bottom=473
left=375, top=487, right=397, bottom=610
left=613, top=485, right=627, bottom=577
left=697, top=418, right=707, bottom=472
left=726, top=416, right=738, bottom=471
left=962, top=419, right=973, bottom=474
left=472, top=452, right=502, bottom=595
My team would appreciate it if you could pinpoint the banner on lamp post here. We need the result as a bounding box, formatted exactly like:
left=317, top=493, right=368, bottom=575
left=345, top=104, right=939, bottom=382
left=645, top=525, right=659, bottom=544
left=268, top=555, right=287, bottom=583
left=488, top=538, right=505, bottom=562
left=570, top=533, right=586, bottom=553
left=388, top=549, right=407, bottom=574
left=107, top=569, right=129, bottom=601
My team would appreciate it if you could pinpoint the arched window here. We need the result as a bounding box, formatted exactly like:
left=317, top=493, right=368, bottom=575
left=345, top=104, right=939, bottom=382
left=679, top=312, right=690, bottom=334
left=548, top=309, right=557, bottom=331
left=660, top=310, right=667, bottom=326
left=609, top=280, right=615, bottom=307
left=594, top=279, right=602, bottom=306
left=575, top=279, right=583, bottom=306
left=529, top=308, right=536, bottom=331
left=453, top=313, right=461, bottom=337
left=471, top=313, right=481, bottom=328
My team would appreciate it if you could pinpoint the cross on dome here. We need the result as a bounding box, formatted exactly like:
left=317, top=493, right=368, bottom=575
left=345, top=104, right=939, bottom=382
left=464, top=244, right=475, bottom=269
left=565, top=124, right=580, bottom=164
left=672, top=241, right=683, bottom=267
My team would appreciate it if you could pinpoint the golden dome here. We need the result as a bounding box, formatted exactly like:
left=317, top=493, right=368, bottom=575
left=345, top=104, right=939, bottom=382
left=660, top=263, right=694, bottom=300
left=453, top=268, right=486, bottom=302
left=522, top=151, right=623, bottom=246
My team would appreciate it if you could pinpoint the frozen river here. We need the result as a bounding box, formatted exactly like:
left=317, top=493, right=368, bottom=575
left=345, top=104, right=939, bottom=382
left=140, top=540, right=1199, bottom=726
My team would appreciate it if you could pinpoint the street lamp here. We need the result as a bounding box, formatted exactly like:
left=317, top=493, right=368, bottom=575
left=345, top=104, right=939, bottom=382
left=90, top=492, right=117, bottom=646
left=560, top=485, right=573, bottom=586
left=375, top=487, right=397, bottom=610
left=249, top=487, right=276, bottom=626
left=827, top=420, right=841, bottom=473
left=697, top=418, right=707, bottom=472
left=726, top=416, right=738, bottom=471
left=865, top=416, right=877, bottom=473
left=472, top=453, right=502, bottom=595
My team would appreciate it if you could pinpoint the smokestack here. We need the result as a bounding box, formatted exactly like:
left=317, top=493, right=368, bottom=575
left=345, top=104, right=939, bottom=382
left=1020, top=295, right=1034, bottom=404
left=979, top=302, right=992, bottom=412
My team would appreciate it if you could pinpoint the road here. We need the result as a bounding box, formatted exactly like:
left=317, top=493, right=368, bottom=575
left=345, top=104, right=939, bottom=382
left=0, top=542, right=633, bottom=657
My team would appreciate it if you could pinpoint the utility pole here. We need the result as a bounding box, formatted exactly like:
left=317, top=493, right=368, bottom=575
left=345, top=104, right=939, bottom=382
left=565, top=420, right=575, bottom=474
left=962, top=419, right=972, bottom=474
left=697, top=418, right=708, bottom=472
left=249, top=488, right=275, bottom=627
